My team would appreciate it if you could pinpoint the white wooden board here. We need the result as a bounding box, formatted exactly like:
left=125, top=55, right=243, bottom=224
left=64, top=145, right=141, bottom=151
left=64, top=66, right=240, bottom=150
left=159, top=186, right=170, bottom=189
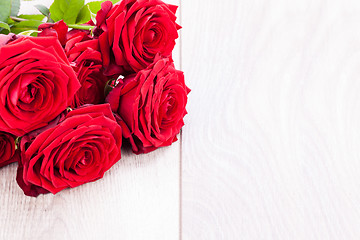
left=182, top=0, right=360, bottom=239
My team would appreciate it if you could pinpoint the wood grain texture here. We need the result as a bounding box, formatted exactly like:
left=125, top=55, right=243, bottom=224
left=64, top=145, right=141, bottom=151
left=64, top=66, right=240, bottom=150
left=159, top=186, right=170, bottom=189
left=0, top=1, right=181, bottom=239
left=182, top=0, right=360, bottom=239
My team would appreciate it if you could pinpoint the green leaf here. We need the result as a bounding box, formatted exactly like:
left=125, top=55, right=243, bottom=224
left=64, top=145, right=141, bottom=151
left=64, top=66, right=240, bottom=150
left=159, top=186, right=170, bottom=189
left=50, top=0, right=85, bottom=24
left=0, top=0, right=20, bottom=22
left=18, top=30, right=39, bottom=36
left=0, top=21, right=10, bottom=31
left=34, top=4, right=54, bottom=22
left=10, top=19, right=43, bottom=34
left=89, top=5, right=97, bottom=24
left=13, top=20, right=43, bottom=28
left=75, top=5, right=90, bottom=24
left=18, top=14, right=45, bottom=21
left=75, top=0, right=121, bottom=24
left=10, top=0, right=20, bottom=16
left=10, top=27, right=33, bottom=34
left=34, top=4, right=50, bottom=17
left=10, top=27, right=38, bottom=34
left=76, top=1, right=102, bottom=24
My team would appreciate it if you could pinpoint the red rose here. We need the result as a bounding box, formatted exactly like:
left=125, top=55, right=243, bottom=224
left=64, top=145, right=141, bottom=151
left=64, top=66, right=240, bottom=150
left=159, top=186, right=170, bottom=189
left=70, top=48, right=107, bottom=108
left=0, top=36, right=80, bottom=136
left=0, top=33, right=18, bottom=47
left=106, top=57, right=190, bottom=154
left=38, top=22, right=97, bottom=62
left=0, top=132, right=19, bottom=168
left=39, top=24, right=108, bottom=109
left=64, top=30, right=98, bottom=62
left=16, top=104, right=122, bottom=197
left=65, top=31, right=108, bottom=108
left=38, top=20, right=68, bottom=46
left=94, top=0, right=180, bottom=76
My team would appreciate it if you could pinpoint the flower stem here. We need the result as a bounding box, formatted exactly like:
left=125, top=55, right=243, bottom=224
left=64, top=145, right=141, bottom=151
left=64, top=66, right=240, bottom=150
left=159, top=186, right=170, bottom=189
left=9, top=16, right=95, bottom=31
left=68, top=24, right=95, bottom=30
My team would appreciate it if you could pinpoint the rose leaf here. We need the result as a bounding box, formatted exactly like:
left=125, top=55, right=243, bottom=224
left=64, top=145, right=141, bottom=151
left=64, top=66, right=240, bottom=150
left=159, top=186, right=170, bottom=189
left=0, top=0, right=20, bottom=22
left=50, top=0, right=85, bottom=24
left=18, top=30, right=39, bottom=36
left=18, top=14, right=45, bottom=21
left=76, top=1, right=103, bottom=24
left=34, top=4, right=50, bottom=16
left=75, top=0, right=122, bottom=24
left=10, top=20, right=43, bottom=34
left=0, top=21, right=10, bottom=32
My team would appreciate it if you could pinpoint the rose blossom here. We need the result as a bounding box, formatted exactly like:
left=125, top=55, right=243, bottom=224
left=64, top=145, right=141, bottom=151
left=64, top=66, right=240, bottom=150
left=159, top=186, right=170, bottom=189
left=16, top=104, right=122, bottom=197
left=94, top=0, right=181, bottom=76
left=39, top=23, right=108, bottom=108
left=0, top=36, right=80, bottom=136
left=0, top=132, right=19, bottom=168
left=38, top=20, right=68, bottom=46
left=65, top=30, right=108, bottom=108
left=70, top=48, right=107, bottom=108
left=106, top=57, right=190, bottom=154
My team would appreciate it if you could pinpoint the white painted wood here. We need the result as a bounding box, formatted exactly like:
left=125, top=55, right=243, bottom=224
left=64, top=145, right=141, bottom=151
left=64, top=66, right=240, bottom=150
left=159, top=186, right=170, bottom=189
left=0, top=1, right=181, bottom=239
left=182, top=0, right=360, bottom=239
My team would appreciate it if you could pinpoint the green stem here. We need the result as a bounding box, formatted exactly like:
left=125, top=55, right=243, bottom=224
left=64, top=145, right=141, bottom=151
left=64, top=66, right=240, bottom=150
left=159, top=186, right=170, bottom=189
left=9, top=16, right=95, bottom=31
left=68, top=24, right=95, bottom=30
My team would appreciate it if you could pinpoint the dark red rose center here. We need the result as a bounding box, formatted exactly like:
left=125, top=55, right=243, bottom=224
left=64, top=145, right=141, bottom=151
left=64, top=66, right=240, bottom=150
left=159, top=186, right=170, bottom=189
left=144, top=24, right=163, bottom=49
left=78, top=150, right=92, bottom=167
left=164, top=95, right=177, bottom=119
left=144, top=30, right=156, bottom=44
left=20, top=84, right=38, bottom=104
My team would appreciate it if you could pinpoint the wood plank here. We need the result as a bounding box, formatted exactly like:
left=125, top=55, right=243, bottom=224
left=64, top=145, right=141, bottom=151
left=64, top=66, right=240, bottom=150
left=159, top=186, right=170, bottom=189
left=181, top=0, right=360, bottom=239
left=0, top=1, right=181, bottom=239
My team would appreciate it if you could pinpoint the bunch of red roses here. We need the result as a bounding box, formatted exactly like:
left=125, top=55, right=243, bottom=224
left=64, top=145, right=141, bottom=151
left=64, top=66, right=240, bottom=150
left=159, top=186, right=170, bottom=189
left=0, top=0, right=189, bottom=197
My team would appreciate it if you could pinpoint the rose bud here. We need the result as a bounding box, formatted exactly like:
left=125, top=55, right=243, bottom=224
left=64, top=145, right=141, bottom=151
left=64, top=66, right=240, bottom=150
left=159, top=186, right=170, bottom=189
left=16, top=104, right=122, bottom=197
left=106, top=57, right=190, bottom=154
left=94, top=0, right=181, bottom=76
left=0, top=132, right=19, bottom=168
left=0, top=36, right=80, bottom=136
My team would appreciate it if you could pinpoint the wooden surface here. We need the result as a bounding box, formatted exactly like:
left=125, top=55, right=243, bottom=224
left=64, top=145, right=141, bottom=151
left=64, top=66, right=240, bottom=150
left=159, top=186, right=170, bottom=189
left=182, top=0, right=360, bottom=239
left=3, top=0, right=360, bottom=239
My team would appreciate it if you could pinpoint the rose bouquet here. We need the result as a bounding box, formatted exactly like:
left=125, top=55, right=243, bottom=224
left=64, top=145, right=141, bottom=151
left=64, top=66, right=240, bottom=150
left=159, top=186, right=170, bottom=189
left=0, top=0, right=189, bottom=197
